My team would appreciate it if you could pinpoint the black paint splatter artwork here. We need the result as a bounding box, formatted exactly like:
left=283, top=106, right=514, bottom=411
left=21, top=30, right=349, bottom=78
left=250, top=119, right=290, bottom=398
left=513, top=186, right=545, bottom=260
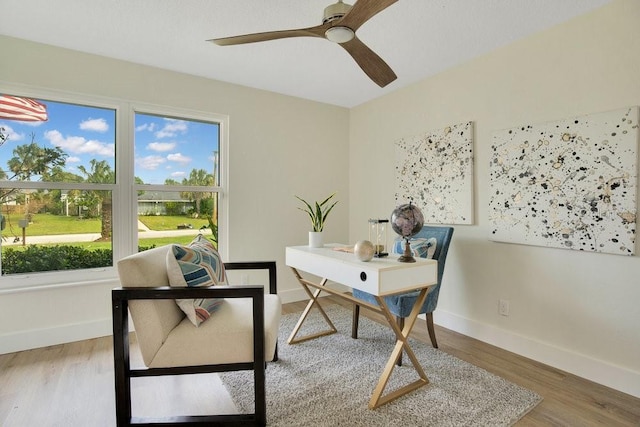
left=489, top=107, right=638, bottom=255
left=395, top=122, right=474, bottom=224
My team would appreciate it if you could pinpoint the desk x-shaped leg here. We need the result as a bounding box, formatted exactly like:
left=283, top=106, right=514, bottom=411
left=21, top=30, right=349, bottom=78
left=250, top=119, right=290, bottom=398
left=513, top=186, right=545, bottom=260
left=369, top=288, right=430, bottom=409
left=287, top=266, right=432, bottom=409
left=287, top=267, right=338, bottom=344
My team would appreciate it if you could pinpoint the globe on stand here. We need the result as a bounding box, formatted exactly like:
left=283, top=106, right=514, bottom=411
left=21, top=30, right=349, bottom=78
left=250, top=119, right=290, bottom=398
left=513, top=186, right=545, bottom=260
left=390, top=202, right=424, bottom=263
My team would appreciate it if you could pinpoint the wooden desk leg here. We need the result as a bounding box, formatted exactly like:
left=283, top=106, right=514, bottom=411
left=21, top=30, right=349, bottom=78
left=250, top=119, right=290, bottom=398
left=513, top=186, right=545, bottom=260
left=368, top=288, right=430, bottom=409
left=287, top=267, right=338, bottom=344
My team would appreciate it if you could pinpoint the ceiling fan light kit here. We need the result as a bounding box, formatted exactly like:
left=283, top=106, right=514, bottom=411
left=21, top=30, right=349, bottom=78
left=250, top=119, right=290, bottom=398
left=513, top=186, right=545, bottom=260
left=210, top=0, right=398, bottom=88
left=325, top=26, right=355, bottom=43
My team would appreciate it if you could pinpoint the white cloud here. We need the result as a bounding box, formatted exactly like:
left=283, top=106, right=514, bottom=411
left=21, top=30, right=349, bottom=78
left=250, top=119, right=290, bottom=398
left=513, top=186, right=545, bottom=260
left=0, top=124, right=25, bottom=141
left=136, top=122, right=156, bottom=132
left=167, top=152, right=191, bottom=166
left=79, top=118, right=109, bottom=132
left=155, top=119, right=188, bottom=138
left=170, top=171, right=186, bottom=178
left=136, top=155, right=166, bottom=170
left=147, top=141, right=176, bottom=152
left=66, top=156, right=81, bottom=163
left=44, top=129, right=115, bottom=157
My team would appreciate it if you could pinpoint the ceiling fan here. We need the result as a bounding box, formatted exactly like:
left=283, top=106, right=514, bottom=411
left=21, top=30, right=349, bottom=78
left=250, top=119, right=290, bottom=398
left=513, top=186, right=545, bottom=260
left=209, top=0, right=398, bottom=88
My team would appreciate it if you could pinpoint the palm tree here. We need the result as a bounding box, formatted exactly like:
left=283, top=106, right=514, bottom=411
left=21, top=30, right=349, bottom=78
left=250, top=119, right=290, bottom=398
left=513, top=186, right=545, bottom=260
left=181, top=169, right=214, bottom=216
left=1, top=136, right=67, bottom=204
left=77, top=159, right=114, bottom=240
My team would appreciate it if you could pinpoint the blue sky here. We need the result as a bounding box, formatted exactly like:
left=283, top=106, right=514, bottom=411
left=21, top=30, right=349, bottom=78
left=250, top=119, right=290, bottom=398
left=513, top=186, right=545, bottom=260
left=0, top=97, right=220, bottom=185
left=134, top=112, right=220, bottom=185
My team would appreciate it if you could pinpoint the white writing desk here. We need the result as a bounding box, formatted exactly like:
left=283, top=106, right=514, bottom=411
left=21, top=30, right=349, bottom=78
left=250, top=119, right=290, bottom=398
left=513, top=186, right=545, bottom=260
left=285, top=244, right=437, bottom=409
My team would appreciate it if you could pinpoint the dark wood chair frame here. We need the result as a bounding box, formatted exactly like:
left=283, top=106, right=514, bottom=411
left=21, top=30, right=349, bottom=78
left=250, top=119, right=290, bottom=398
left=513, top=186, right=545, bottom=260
left=112, top=261, right=278, bottom=427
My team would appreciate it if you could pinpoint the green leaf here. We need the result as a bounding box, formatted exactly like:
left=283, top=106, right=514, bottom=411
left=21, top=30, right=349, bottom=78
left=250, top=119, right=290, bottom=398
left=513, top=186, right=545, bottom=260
left=295, top=193, right=338, bottom=232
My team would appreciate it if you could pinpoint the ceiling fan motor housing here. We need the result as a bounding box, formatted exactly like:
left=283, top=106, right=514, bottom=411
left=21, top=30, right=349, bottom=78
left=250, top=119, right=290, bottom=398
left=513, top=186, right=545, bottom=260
left=323, top=1, right=352, bottom=24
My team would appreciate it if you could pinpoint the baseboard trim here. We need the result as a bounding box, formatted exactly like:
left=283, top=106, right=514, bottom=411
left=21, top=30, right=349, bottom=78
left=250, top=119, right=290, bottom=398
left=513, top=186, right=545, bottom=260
left=435, top=309, right=640, bottom=399
left=0, top=318, right=112, bottom=355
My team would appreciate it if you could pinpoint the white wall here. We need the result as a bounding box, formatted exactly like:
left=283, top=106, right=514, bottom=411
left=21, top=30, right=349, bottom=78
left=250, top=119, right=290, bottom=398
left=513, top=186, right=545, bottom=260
left=0, top=36, right=349, bottom=353
left=349, top=0, right=640, bottom=397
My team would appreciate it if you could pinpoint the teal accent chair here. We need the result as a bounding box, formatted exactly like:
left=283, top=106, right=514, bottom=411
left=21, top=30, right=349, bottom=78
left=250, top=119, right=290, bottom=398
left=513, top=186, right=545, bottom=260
left=351, top=226, right=454, bottom=365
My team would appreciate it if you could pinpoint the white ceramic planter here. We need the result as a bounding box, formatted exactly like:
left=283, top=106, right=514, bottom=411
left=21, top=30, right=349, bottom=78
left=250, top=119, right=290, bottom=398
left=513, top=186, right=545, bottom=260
left=309, top=231, right=324, bottom=248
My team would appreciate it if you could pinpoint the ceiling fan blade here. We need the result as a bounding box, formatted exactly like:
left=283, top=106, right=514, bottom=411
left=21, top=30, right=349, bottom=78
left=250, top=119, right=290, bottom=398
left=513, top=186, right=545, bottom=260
left=210, top=23, right=329, bottom=46
left=340, top=36, right=396, bottom=87
left=339, top=0, right=398, bottom=32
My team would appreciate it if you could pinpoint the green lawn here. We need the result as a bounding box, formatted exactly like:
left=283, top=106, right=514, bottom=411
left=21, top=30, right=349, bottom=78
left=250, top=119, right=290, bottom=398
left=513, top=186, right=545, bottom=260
left=138, top=215, right=209, bottom=231
left=2, top=213, right=214, bottom=249
left=4, top=213, right=101, bottom=235
left=3, top=213, right=208, bottom=234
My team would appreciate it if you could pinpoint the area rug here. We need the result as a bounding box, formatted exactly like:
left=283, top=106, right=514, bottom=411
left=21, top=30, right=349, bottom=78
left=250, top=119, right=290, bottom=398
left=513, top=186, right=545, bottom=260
left=220, top=305, right=542, bottom=426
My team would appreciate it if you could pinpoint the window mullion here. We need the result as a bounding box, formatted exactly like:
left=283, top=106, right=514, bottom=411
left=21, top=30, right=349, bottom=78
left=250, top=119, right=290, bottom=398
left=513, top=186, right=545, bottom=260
left=112, top=102, right=137, bottom=259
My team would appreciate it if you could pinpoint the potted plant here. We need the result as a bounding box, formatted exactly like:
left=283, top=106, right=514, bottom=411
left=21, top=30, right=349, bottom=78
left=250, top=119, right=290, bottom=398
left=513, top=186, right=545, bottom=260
left=295, top=193, right=338, bottom=247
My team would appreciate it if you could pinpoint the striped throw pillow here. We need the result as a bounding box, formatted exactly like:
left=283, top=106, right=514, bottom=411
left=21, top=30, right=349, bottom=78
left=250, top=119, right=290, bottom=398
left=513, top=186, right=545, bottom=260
left=167, top=234, right=228, bottom=326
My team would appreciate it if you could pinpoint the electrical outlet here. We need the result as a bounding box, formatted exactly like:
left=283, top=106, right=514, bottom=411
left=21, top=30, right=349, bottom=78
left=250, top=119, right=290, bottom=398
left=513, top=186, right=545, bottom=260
left=499, top=299, right=510, bottom=316
left=241, top=274, right=249, bottom=285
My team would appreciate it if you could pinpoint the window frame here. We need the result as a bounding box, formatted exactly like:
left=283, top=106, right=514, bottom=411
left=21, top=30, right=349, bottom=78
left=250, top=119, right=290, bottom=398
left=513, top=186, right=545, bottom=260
left=0, top=84, right=229, bottom=291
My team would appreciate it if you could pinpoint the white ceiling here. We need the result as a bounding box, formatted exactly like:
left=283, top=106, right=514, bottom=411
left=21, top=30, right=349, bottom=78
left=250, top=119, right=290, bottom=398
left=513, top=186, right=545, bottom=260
left=0, top=0, right=611, bottom=108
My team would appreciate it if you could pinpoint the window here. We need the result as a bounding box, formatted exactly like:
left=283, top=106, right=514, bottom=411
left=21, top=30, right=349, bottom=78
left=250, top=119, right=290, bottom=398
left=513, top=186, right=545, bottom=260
left=0, top=96, right=116, bottom=278
left=133, top=112, right=221, bottom=249
left=0, top=91, right=227, bottom=289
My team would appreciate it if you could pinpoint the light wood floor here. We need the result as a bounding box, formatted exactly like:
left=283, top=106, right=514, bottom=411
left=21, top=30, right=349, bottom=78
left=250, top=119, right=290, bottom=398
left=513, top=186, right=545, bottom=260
left=1, top=296, right=639, bottom=426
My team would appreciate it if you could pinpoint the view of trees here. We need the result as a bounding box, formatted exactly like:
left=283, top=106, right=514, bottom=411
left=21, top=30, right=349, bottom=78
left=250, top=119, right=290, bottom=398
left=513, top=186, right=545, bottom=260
left=0, top=129, right=216, bottom=242
left=77, top=159, right=114, bottom=240
left=178, top=168, right=215, bottom=216
left=0, top=132, right=67, bottom=200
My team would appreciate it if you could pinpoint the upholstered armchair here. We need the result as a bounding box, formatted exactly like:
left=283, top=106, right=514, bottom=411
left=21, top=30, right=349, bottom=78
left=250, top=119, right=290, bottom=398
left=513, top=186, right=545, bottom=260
left=112, top=240, right=281, bottom=426
left=351, top=226, right=454, bottom=364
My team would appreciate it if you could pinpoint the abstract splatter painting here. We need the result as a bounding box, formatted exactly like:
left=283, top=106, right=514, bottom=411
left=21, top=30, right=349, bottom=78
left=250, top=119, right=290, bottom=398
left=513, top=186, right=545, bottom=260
left=395, top=121, right=474, bottom=224
left=489, top=107, right=638, bottom=255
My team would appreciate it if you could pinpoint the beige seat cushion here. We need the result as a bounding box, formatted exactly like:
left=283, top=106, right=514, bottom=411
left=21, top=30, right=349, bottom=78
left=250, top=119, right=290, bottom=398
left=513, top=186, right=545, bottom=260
left=148, top=294, right=281, bottom=368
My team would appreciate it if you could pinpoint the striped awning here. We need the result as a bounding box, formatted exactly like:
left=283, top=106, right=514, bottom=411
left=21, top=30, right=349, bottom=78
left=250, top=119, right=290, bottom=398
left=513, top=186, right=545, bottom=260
left=0, top=95, right=48, bottom=122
